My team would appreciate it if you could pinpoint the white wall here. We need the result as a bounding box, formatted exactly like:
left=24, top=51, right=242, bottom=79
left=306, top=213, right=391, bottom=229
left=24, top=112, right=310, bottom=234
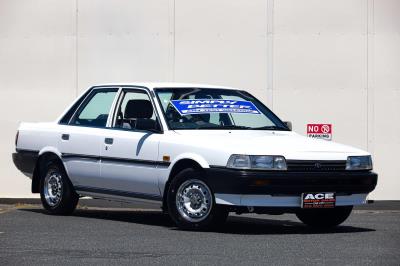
left=0, top=0, right=77, bottom=197
left=0, top=0, right=399, bottom=199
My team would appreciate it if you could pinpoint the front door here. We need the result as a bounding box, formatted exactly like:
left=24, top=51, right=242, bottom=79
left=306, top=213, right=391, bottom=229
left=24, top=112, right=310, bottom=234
left=99, top=88, right=163, bottom=200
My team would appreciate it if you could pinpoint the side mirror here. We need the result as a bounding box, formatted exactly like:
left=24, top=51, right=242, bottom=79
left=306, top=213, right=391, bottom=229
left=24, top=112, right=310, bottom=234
left=145, top=128, right=163, bottom=134
left=284, top=121, right=292, bottom=131
left=136, top=119, right=163, bottom=134
left=146, top=122, right=164, bottom=134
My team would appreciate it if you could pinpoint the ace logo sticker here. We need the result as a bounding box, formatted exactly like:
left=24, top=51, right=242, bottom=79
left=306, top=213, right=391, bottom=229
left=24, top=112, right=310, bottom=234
left=170, top=99, right=261, bottom=115
left=301, top=192, right=336, bottom=208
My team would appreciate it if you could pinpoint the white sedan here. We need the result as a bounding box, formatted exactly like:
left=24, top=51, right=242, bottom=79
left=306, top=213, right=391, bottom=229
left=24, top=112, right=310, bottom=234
left=13, top=83, right=377, bottom=230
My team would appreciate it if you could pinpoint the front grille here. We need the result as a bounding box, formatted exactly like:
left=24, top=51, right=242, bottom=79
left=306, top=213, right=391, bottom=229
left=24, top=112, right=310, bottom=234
left=287, top=160, right=346, bottom=172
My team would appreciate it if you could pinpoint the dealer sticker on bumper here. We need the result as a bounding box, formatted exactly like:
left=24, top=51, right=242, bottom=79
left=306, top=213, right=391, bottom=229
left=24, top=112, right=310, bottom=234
left=301, top=192, right=336, bottom=208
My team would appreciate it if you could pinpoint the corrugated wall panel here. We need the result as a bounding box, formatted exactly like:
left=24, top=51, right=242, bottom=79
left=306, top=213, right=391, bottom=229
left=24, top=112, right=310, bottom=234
left=174, top=0, right=269, bottom=103
left=370, top=0, right=400, bottom=199
left=0, top=0, right=399, bottom=199
left=0, top=0, right=76, bottom=197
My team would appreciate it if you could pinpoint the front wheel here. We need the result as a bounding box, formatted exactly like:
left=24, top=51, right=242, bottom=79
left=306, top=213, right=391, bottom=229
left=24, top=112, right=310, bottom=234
left=167, top=168, right=228, bottom=230
left=39, top=160, right=79, bottom=215
left=296, top=206, right=353, bottom=228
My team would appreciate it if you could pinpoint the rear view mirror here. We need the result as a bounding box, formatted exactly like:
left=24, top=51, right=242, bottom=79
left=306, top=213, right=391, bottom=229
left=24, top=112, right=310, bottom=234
left=284, top=121, right=292, bottom=131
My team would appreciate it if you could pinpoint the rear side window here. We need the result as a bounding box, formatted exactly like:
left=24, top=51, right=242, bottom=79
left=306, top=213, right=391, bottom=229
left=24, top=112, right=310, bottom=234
left=70, top=89, right=118, bottom=128
left=59, top=88, right=92, bottom=124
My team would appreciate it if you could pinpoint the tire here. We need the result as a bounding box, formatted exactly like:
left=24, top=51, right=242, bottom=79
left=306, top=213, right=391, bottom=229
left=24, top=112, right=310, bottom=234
left=167, top=168, right=229, bottom=230
left=296, top=206, right=353, bottom=228
left=39, top=159, right=79, bottom=215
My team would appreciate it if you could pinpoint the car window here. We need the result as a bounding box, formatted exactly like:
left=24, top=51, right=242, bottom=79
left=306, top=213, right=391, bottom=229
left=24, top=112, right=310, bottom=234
left=157, top=90, right=230, bottom=128
left=158, top=92, right=173, bottom=110
left=59, top=88, right=93, bottom=124
left=220, top=95, right=274, bottom=128
left=113, top=90, right=160, bottom=131
left=71, top=89, right=118, bottom=128
left=155, top=88, right=288, bottom=130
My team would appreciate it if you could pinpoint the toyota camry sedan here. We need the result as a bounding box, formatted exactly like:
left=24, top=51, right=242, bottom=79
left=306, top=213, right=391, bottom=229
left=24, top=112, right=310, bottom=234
left=13, top=83, right=378, bottom=230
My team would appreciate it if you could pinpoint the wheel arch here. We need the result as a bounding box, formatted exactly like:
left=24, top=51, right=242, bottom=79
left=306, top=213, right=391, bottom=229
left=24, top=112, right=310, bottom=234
left=32, top=148, right=64, bottom=193
left=161, top=157, right=206, bottom=211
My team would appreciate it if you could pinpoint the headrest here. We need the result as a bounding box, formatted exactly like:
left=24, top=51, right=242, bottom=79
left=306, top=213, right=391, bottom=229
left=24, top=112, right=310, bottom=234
left=124, top=99, right=153, bottom=119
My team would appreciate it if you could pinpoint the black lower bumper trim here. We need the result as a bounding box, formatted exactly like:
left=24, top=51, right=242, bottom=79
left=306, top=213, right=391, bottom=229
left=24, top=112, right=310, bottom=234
left=12, top=151, right=38, bottom=176
left=205, top=167, right=378, bottom=195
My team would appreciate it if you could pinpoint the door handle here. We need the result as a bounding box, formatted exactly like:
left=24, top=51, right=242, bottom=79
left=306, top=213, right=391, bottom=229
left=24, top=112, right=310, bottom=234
left=61, top=134, right=69, bottom=140
left=105, top=138, right=113, bottom=145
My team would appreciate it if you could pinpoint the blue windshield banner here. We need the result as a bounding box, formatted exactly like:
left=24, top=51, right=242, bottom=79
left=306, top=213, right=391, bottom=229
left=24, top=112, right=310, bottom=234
left=170, top=99, right=261, bottom=115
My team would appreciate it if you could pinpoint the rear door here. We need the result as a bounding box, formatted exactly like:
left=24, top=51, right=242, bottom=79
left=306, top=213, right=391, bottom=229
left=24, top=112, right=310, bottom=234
left=59, top=88, right=119, bottom=190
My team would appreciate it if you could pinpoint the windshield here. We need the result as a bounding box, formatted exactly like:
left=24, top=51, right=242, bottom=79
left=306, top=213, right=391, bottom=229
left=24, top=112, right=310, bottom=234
left=154, top=88, right=289, bottom=130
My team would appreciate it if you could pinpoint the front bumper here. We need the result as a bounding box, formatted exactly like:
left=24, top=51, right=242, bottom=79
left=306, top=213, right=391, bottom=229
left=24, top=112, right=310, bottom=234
left=215, top=193, right=368, bottom=207
left=204, top=167, right=377, bottom=207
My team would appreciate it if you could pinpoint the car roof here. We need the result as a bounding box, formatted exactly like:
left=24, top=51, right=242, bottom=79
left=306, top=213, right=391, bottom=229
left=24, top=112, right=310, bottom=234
left=91, top=82, right=239, bottom=91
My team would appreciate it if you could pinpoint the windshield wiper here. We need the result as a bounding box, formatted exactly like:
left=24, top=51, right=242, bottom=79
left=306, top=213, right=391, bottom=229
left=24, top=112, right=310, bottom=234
left=250, top=125, right=288, bottom=131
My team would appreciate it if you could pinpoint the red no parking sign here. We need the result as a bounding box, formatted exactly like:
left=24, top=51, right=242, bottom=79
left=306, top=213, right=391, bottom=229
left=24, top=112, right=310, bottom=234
left=307, top=124, right=332, bottom=140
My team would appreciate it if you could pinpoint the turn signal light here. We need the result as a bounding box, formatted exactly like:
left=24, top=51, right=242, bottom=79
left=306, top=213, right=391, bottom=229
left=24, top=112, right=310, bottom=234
left=253, top=180, right=270, bottom=186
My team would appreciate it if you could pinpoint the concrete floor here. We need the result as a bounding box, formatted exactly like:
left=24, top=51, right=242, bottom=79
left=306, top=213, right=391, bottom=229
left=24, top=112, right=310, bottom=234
left=0, top=202, right=399, bottom=265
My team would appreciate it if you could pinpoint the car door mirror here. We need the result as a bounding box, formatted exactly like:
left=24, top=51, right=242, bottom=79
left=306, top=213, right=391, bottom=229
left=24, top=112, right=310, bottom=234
left=284, top=121, right=292, bottom=131
left=144, top=123, right=163, bottom=134
left=145, top=127, right=163, bottom=134
left=136, top=118, right=163, bottom=134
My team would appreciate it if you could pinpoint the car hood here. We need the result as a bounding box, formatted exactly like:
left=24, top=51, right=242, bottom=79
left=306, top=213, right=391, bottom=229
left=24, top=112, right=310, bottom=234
left=173, top=130, right=369, bottom=161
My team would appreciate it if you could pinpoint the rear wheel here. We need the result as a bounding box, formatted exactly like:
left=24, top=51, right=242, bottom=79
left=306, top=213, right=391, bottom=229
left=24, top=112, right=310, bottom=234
left=296, top=206, right=353, bottom=228
left=39, top=160, right=79, bottom=215
left=167, top=168, right=228, bottom=230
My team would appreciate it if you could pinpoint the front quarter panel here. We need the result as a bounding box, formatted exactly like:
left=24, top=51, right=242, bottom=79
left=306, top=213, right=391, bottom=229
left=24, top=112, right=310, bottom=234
left=158, top=132, right=232, bottom=171
left=157, top=132, right=233, bottom=194
left=170, top=153, right=210, bottom=169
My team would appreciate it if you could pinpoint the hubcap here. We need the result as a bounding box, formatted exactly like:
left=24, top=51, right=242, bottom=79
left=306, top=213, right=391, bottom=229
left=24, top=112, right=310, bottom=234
left=44, top=170, right=63, bottom=207
left=176, top=179, right=213, bottom=222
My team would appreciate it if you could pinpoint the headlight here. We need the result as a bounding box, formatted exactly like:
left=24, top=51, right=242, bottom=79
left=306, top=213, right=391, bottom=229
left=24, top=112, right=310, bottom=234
left=227, top=155, right=287, bottom=170
left=346, top=156, right=372, bottom=170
